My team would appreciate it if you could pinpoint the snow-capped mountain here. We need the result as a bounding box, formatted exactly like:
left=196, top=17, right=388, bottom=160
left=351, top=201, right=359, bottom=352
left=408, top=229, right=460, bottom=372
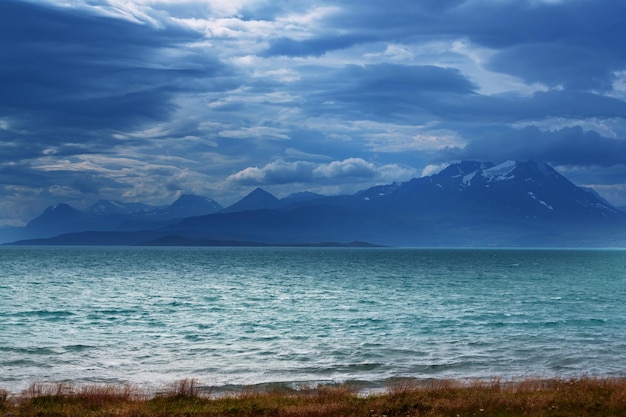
left=380, top=160, right=622, bottom=222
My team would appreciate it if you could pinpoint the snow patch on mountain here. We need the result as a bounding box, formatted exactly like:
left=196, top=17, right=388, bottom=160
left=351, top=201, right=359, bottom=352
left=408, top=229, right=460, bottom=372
left=527, top=192, right=554, bottom=210
left=462, top=172, right=476, bottom=186
left=482, top=160, right=517, bottom=182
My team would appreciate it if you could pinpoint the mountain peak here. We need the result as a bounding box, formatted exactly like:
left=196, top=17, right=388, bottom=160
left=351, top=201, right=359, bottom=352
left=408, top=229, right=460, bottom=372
left=436, top=160, right=563, bottom=185
left=222, top=188, right=280, bottom=213
left=25, top=203, right=83, bottom=234
left=161, top=194, right=222, bottom=217
left=436, top=161, right=494, bottom=178
left=249, top=187, right=276, bottom=198
left=34, top=203, right=81, bottom=219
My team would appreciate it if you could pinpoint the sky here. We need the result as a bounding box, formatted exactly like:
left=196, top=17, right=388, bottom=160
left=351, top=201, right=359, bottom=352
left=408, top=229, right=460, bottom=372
left=2, top=0, right=626, bottom=225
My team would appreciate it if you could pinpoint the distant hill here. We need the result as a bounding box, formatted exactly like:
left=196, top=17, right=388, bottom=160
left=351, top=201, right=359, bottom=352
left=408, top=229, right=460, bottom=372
left=4, top=161, right=626, bottom=247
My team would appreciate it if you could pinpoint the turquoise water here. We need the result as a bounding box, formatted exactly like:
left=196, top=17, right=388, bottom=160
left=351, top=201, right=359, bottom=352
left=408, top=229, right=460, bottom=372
left=1, top=247, right=625, bottom=392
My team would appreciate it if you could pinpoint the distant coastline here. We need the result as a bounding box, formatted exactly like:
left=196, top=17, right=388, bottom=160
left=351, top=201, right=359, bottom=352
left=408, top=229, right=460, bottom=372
left=4, top=232, right=384, bottom=248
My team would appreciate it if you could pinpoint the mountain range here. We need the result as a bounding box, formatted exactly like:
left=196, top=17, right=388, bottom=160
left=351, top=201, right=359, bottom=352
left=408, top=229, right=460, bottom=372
left=3, top=160, right=626, bottom=247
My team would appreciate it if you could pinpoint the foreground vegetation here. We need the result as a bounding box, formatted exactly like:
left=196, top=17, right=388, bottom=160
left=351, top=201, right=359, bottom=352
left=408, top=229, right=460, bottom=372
left=2, top=377, right=625, bottom=417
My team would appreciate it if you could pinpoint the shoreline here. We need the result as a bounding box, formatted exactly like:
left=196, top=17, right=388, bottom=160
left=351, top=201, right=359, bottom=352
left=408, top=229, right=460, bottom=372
left=2, top=376, right=625, bottom=416
left=2, top=374, right=625, bottom=397
left=4, top=372, right=621, bottom=396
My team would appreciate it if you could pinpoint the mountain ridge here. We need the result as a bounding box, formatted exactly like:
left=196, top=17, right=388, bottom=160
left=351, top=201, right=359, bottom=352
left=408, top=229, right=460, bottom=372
left=4, top=160, right=626, bottom=246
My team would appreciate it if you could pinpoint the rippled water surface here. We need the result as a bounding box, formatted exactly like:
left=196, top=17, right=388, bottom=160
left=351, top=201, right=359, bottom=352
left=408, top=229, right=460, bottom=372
left=1, top=247, right=625, bottom=392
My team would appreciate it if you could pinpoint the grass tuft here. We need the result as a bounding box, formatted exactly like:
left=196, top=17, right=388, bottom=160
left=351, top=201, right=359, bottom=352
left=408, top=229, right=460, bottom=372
left=159, top=378, right=201, bottom=398
left=0, top=388, right=8, bottom=410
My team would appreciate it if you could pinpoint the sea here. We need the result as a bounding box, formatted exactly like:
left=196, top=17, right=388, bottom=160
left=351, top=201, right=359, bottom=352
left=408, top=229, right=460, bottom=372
left=1, top=246, right=625, bottom=394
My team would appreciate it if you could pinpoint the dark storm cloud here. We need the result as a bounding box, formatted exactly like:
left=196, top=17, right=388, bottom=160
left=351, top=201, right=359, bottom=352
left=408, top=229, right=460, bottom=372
left=302, top=63, right=478, bottom=120
left=267, top=0, right=626, bottom=91
left=462, top=1, right=626, bottom=91
left=321, top=0, right=462, bottom=37
left=427, top=90, right=626, bottom=124
left=458, top=0, right=626, bottom=92
left=445, top=126, right=626, bottom=168
left=489, top=44, right=618, bottom=92
left=262, top=0, right=465, bottom=57
left=263, top=35, right=371, bottom=57
left=70, top=172, right=121, bottom=195
left=336, top=64, right=477, bottom=95
left=297, top=63, right=626, bottom=126
left=510, top=91, right=626, bottom=121
left=0, top=162, right=51, bottom=187
left=0, top=0, right=228, bottom=142
left=0, top=160, right=122, bottom=195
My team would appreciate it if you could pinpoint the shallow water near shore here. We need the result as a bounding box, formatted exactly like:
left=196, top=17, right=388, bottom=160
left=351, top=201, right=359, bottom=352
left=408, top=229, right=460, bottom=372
left=1, top=247, right=625, bottom=393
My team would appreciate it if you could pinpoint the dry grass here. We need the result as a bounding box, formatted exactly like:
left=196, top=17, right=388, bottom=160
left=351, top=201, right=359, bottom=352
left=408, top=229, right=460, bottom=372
left=1, top=376, right=625, bottom=416
left=0, top=388, right=8, bottom=407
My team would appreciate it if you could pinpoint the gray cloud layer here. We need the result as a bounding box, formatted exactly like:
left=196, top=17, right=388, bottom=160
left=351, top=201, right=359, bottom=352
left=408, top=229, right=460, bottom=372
left=2, top=0, right=626, bottom=224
